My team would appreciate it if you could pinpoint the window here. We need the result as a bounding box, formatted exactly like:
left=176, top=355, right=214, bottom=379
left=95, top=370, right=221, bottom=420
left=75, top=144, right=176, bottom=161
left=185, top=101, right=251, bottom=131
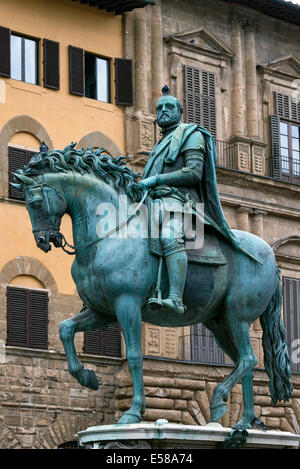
left=85, top=53, right=110, bottom=102
left=0, top=27, right=60, bottom=89
left=183, top=65, right=216, bottom=138
left=271, top=91, right=300, bottom=182
left=189, top=323, right=224, bottom=365
left=283, top=277, right=300, bottom=373
left=7, top=286, right=48, bottom=349
left=10, top=34, right=38, bottom=85
left=69, top=45, right=133, bottom=105
left=8, top=147, right=36, bottom=200
left=83, top=324, right=121, bottom=357
left=279, top=121, right=300, bottom=183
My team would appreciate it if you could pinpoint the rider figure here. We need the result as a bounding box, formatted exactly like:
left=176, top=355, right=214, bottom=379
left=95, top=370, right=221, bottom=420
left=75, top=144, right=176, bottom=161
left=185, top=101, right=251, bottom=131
left=141, top=86, right=258, bottom=316
left=141, top=86, right=206, bottom=315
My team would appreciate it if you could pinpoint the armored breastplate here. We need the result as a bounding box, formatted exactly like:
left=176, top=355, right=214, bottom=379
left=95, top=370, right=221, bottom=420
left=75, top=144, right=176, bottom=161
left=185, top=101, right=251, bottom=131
left=161, top=154, right=200, bottom=203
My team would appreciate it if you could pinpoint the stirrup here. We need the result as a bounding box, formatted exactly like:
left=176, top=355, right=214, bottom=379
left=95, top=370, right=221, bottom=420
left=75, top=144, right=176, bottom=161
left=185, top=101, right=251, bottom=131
left=147, top=297, right=186, bottom=315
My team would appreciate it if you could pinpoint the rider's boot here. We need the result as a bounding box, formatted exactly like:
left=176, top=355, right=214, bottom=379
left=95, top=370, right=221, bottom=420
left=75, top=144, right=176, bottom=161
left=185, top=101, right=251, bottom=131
left=148, top=251, right=187, bottom=315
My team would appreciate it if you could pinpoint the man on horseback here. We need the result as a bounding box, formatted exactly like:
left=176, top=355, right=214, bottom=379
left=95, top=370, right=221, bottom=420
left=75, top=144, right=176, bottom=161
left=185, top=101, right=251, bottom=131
left=141, top=86, right=256, bottom=315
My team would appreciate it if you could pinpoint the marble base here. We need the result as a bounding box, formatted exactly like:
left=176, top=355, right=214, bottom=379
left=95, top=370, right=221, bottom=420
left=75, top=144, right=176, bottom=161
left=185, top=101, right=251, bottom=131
left=76, top=420, right=300, bottom=449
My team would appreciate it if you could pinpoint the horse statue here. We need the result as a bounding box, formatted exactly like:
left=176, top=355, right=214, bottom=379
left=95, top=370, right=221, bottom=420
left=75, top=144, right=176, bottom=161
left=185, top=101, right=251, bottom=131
left=12, top=143, right=292, bottom=431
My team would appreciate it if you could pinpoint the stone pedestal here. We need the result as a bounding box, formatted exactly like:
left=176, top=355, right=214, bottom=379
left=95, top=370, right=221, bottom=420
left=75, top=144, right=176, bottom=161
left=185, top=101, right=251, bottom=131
left=76, top=421, right=300, bottom=450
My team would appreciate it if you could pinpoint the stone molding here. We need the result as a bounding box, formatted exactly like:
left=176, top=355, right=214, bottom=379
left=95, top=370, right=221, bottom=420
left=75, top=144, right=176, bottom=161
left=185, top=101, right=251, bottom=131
left=258, top=55, right=300, bottom=83
left=164, top=28, right=234, bottom=61
left=76, top=131, right=122, bottom=157
left=0, top=257, right=58, bottom=293
left=272, top=235, right=300, bottom=253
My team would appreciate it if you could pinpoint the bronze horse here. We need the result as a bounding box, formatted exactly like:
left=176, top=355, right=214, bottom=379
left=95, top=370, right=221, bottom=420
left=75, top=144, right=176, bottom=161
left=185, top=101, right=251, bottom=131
left=12, top=144, right=292, bottom=430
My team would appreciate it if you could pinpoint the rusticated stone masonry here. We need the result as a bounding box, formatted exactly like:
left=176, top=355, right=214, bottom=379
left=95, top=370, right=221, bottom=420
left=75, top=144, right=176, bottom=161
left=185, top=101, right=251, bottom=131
left=115, top=358, right=300, bottom=434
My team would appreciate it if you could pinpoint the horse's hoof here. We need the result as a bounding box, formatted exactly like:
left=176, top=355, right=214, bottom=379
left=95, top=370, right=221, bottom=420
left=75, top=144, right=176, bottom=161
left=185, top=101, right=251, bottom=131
left=233, top=420, right=252, bottom=431
left=76, top=368, right=99, bottom=390
left=117, top=412, right=141, bottom=425
left=210, top=403, right=227, bottom=422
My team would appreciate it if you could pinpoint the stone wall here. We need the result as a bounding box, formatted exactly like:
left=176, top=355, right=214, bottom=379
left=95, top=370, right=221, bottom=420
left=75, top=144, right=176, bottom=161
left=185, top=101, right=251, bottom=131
left=0, top=348, right=123, bottom=448
left=115, top=358, right=300, bottom=434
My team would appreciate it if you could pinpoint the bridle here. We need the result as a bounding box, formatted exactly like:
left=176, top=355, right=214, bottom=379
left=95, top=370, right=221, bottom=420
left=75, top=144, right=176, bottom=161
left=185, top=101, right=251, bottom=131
left=26, top=177, right=76, bottom=255
left=27, top=177, right=148, bottom=256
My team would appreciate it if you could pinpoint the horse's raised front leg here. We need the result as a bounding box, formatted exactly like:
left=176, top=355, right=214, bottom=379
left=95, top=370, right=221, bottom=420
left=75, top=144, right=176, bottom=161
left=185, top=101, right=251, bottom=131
left=59, top=305, right=111, bottom=390
left=210, top=320, right=258, bottom=429
left=114, top=294, right=145, bottom=424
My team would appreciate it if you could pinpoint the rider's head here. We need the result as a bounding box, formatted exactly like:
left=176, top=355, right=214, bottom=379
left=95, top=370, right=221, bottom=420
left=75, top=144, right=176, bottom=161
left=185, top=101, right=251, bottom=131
left=156, top=86, right=183, bottom=129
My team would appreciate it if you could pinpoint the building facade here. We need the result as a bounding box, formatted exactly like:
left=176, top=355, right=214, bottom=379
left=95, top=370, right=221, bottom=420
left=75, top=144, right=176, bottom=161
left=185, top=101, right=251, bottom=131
left=0, top=0, right=152, bottom=449
left=1, top=0, right=300, bottom=449
left=118, top=0, right=300, bottom=433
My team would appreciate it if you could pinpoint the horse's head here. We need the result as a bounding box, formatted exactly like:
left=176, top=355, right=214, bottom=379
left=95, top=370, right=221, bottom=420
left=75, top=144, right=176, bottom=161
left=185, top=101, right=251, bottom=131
left=12, top=173, right=67, bottom=253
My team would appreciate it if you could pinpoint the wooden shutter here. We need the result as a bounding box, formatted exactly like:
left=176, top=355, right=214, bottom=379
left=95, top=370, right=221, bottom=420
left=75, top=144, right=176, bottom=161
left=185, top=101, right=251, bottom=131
left=283, top=277, right=300, bottom=373
left=274, top=91, right=300, bottom=123
left=270, top=114, right=281, bottom=180
left=8, top=147, right=35, bottom=200
left=7, top=287, right=48, bottom=349
left=183, top=65, right=216, bottom=138
left=0, top=26, right=10, bottom=77
left=190, top=323, right=224, bottom=365
left=28, top=290, right=48, bottom=349
left=84, top=324, right=121, bottom=357
left=43, top=39, right=60, bottom=90
left=115, top=58, right=133, bottom=106
left=69, top=46, right=84, bottom=96
left=7, top=287, right=27, bottom=347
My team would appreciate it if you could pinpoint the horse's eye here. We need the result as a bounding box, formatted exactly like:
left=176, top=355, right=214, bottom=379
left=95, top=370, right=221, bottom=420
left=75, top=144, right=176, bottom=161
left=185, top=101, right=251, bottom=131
left=30, top=199, right=43, bottom=209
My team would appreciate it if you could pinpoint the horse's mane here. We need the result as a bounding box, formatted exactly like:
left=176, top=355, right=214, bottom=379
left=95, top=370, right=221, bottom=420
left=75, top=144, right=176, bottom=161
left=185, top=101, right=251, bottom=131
left=19, top=142, right=144, bottom=202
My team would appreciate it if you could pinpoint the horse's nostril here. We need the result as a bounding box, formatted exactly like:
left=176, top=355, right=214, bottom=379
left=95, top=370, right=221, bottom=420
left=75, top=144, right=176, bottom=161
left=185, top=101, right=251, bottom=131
left=38, top=236, right=45, bottom=244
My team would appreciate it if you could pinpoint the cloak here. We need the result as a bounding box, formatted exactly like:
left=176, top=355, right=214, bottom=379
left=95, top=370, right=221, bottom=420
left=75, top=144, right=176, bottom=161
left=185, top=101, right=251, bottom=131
left=143, top=123, right=259, bottom=263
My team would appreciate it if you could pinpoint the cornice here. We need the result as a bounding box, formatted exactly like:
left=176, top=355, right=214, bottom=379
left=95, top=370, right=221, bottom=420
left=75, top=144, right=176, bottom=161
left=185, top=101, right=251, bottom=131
left=164, top=28, right=235, bottom=61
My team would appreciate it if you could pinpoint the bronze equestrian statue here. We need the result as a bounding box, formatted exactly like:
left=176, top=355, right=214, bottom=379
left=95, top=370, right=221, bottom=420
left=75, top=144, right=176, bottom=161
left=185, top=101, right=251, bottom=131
left=12, top=87, right=292, bottom=431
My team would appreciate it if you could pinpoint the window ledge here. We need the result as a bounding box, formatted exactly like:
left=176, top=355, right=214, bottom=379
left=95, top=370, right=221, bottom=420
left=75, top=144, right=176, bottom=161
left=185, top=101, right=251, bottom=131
left=82, top=97, right=117, bottom=113
left=7, top=79, right=46, bottom=95
left=5, top=345, right=124, bottom=365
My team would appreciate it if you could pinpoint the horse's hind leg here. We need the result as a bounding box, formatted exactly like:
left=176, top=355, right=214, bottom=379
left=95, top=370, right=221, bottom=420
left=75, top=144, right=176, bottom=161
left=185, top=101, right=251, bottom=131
left=114, top=294, right=145, bottom=424
left=209, top=319, right=257, bottom=429
left=59, top=305, right=111, bottom=390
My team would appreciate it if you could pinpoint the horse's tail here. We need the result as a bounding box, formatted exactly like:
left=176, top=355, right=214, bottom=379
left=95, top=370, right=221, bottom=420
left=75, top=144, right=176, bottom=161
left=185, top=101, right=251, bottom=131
left=260, top=266, right=293, bottom=404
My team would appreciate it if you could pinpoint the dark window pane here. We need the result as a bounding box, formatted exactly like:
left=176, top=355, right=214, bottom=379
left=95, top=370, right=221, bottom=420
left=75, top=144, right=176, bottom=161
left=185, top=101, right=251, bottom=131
left=85, top=53, right=96, bottom=99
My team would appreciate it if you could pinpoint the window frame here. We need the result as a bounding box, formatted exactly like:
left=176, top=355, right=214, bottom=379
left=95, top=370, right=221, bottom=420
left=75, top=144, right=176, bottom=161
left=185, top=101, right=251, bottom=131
left=84, top=51, right=111, bottom=103
left=279, top=119, right=300, bottom=184
left=10, top=32, right=39, bottom=86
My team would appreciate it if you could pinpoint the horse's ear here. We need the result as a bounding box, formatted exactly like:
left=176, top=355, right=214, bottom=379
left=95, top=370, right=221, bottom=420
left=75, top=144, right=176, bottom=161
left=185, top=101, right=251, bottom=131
left=9, top=182, right=23, bottom=190
left=12, top=173, right=35, bottom=185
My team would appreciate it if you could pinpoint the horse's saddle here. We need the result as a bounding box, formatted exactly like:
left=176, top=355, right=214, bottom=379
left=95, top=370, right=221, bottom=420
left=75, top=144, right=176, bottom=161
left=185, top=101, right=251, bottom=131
left=149, top=225, right=227, bottom=266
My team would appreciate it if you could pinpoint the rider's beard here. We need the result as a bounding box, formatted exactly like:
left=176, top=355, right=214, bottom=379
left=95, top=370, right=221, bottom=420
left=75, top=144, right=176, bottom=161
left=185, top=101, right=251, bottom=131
left=157, top=112, right=181, bottom=129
